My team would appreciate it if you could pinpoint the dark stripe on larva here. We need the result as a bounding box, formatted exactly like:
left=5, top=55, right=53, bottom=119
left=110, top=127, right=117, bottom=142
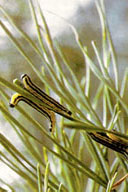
left=11, top=95, right=52, bottom=123
left=23, top=75, right=71, bottom=115
left=88, top=132, right=128, bottom=156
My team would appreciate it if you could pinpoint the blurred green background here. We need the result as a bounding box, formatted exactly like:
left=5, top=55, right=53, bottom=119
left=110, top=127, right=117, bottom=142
left=0, top=0, right=128, bottom=191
